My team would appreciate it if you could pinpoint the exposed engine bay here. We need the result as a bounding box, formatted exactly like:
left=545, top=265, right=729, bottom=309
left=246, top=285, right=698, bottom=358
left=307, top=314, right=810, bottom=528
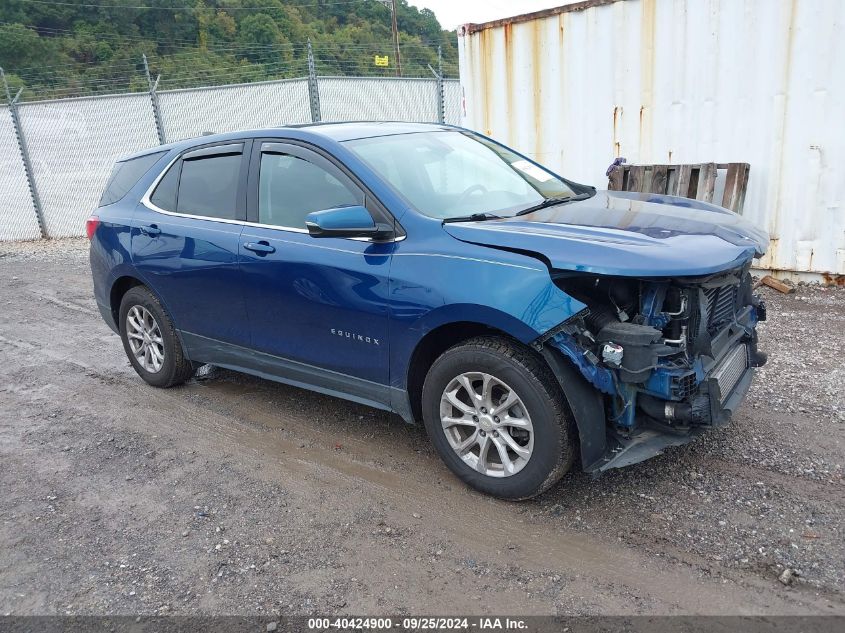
left=535, top=265, right=768, bottom=471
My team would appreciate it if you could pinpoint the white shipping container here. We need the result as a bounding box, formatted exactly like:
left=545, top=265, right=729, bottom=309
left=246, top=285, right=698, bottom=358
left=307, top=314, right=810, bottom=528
left=458, top=0, right=845, bottom=280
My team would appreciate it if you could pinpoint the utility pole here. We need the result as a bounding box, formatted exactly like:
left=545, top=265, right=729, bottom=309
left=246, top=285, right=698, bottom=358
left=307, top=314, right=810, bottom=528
left=390, top=0, right=402, bottom=77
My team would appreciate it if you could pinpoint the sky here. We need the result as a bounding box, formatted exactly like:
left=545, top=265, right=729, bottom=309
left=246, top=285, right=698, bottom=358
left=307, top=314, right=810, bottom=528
left=409, top=0, right=566, bottom=30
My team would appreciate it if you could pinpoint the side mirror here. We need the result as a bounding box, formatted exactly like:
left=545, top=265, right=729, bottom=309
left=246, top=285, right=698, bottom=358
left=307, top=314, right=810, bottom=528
left=305, top=205, right=393, bottom=240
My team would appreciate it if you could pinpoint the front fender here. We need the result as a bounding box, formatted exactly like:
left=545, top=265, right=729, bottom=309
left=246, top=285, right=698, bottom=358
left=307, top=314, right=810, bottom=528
left=388, top=242, right=587, bottom=391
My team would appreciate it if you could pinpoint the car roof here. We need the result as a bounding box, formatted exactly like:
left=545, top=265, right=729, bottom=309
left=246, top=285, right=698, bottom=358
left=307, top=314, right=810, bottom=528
left=285, top=121, right=455, bottom=141
left=119, top=121, right=457, bottom=162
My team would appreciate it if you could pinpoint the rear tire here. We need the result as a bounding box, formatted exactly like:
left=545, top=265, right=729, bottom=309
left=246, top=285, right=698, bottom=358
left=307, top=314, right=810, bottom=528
left=119, top=286, right=194, bottom=388
left=421, top=336, right=576, bottom=500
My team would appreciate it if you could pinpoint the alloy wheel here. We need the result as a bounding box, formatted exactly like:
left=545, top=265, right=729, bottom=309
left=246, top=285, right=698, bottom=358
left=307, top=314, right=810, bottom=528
left=125, top=305, right=165, bottom=374
left=439, top=372, right=534, bottom=477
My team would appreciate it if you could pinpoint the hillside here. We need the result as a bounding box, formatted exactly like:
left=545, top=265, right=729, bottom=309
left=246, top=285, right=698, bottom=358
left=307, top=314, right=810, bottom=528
left=0, top=0, right=458, bottom=100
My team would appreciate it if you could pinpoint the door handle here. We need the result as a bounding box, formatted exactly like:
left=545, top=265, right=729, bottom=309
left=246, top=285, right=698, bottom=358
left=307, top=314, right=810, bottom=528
left=140, top=223, right=161, bottom=237
left=244, top=241, right=275, bottom=255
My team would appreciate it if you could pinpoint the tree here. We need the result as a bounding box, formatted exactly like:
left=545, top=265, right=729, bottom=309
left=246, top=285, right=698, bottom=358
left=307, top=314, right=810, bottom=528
left=237, top=13, right=290, bottom=63
left=0, top=24, right=59, bottom=70
left=0, top=0, right=459, bottom=99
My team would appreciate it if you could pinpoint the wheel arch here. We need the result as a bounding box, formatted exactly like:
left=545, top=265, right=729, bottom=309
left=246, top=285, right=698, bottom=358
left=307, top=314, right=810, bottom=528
left=109, top=275, right=146, bottom=328
left=404, top=320, right=608, bottom=472
left=109, top=276, right=184, bottom=352
left=405, top=321, right=506, bottom=422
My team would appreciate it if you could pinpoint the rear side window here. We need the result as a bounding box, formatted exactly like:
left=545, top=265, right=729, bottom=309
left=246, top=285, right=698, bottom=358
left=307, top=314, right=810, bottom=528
left=99, top=151, right=164, bottom=206
left=177, top=154, right=241, bottom=219
left=148, top=145, right=243, bottom=220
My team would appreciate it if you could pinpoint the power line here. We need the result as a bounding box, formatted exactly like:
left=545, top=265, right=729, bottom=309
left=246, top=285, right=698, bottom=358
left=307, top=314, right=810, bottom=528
left=6, top=40, right=444, bottom=74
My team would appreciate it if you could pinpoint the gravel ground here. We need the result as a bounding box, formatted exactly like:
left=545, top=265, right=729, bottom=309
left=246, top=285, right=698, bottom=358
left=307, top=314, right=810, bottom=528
left=0, top=238, right=843, bottom=616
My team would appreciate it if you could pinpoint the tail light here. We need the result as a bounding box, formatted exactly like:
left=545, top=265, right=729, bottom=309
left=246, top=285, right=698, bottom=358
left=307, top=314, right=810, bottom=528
left=85, top=216, right=100, bottom=240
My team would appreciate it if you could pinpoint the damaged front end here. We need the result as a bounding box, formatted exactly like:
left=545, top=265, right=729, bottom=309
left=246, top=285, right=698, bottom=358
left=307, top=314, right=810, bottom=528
left=535, top=264, right=767, bottom=472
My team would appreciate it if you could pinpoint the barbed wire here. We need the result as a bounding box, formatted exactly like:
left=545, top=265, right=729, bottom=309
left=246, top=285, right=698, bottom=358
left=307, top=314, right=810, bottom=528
left=4, top=38, right=454, bottom=101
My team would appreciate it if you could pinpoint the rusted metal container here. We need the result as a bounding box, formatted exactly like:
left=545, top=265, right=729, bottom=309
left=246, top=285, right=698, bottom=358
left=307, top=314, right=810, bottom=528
left=458, top=0, right=845, bottom=280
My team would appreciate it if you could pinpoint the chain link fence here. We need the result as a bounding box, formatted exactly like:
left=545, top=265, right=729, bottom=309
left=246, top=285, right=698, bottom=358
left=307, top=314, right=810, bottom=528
left=0, top=105, right=41, bottom=240
left=158, top=78, right=313, bottom=142
left=17, top=93, right=161, bottom=238
left=1, top=67, right=460, bottom=241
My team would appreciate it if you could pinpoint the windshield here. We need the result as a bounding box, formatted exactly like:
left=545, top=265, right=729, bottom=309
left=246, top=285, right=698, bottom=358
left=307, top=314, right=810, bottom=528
left=344, top=131, right=578, bottom=219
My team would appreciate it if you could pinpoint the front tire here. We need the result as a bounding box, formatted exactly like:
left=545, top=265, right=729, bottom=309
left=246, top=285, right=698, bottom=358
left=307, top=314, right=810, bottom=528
left=119, top=286, right=194, bottom=388
left=421, top=336, right=576, bottom=500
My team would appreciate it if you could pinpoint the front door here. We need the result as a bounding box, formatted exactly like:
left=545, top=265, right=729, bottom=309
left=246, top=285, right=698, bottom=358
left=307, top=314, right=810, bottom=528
left=238, top=141, right=394, bottom=398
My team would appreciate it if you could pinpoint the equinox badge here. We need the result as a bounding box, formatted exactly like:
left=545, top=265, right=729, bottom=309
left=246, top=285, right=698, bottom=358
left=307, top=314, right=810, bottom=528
left=331, top=328, right=380, bottom=345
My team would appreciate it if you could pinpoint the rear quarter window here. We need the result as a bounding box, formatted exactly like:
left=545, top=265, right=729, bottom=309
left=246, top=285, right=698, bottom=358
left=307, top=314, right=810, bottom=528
left=150, top=159, right=180, bottom=211
left=99, top=151, right=165, bottom=207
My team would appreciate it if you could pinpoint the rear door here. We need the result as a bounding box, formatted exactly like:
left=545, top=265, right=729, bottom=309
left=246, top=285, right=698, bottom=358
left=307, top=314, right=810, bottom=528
left=131, top=141, right=252, bottom=351
left=238, top=140, right=394, bottom=392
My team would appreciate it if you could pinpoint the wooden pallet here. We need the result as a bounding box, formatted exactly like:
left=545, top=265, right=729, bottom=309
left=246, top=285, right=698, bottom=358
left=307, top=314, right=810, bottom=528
left=607, top=162, right=750, bottom=213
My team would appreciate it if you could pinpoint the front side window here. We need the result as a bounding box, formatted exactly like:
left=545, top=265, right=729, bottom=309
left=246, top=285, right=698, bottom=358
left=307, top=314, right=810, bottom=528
left=258, top=153, right=363, bottom=229
left=345, top=131, right=578, bottom=220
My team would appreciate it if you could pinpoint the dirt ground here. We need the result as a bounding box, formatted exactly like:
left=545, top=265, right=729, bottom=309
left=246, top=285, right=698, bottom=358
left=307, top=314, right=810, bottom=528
left=0, top=238, right=843, bottom=617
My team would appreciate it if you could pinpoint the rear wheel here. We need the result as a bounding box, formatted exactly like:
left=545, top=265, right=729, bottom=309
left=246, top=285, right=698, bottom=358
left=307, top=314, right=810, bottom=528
left=119, top=286, right=194, bottom=388
left=421, top=336, right=576, bottom=500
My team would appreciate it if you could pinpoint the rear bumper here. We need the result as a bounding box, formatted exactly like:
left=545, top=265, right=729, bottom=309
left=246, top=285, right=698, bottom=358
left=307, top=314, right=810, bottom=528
left=97, top=300, right=119, bottom=334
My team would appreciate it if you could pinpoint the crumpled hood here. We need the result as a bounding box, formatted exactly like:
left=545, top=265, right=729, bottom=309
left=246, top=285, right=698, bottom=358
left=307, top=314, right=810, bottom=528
left=443, top=190, right=769, bottom=277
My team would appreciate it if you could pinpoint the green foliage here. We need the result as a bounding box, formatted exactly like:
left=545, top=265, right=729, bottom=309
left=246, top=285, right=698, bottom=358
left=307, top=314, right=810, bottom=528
left=0, top=0, right=458, bottom=100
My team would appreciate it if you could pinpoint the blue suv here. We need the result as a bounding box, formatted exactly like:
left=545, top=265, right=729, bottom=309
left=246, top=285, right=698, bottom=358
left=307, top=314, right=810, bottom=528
left=88, top=122, right=768, bottom=499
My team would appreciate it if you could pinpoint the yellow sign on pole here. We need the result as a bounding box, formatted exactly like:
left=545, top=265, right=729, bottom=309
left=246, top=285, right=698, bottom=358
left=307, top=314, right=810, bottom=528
left=374, top=55, right=389, bottom=67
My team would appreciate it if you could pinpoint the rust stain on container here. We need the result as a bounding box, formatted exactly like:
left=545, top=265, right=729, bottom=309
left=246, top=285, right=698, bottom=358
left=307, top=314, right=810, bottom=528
left=504, top=22, right=514, bottom=144
left=478, top=28, right=493, bottom=136
left=770, top=0, right=798, bottom=239
left=639, top=0, right=656, bottom=160
left=639, top=105, right=645, bottom=140
left=613, top=106, right=622, bottom=157
left=532, top=19, right=544, bottom=160
left=465, top=0, right=627, bottom=34
left=766, top=238, right=780, bottom=271
left=821, top=273, right=845, bottom=287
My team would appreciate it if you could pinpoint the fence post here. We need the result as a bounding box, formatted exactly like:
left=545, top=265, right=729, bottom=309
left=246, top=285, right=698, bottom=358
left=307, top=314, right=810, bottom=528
left=307, top=40, right=321, bottom=123
left=437, top=46, right=445, bottom=124
left=428, top=46, right=445, bottom=124
left=1, top=68, right=47, bottom=239
left=143, top=54, right=166, bottom=144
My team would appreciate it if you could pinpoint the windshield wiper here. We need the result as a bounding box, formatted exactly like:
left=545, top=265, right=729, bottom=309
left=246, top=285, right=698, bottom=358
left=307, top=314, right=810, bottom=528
left=442, top=212, right=504, bottom=224
left=514, top=192, right=593, bottom=216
